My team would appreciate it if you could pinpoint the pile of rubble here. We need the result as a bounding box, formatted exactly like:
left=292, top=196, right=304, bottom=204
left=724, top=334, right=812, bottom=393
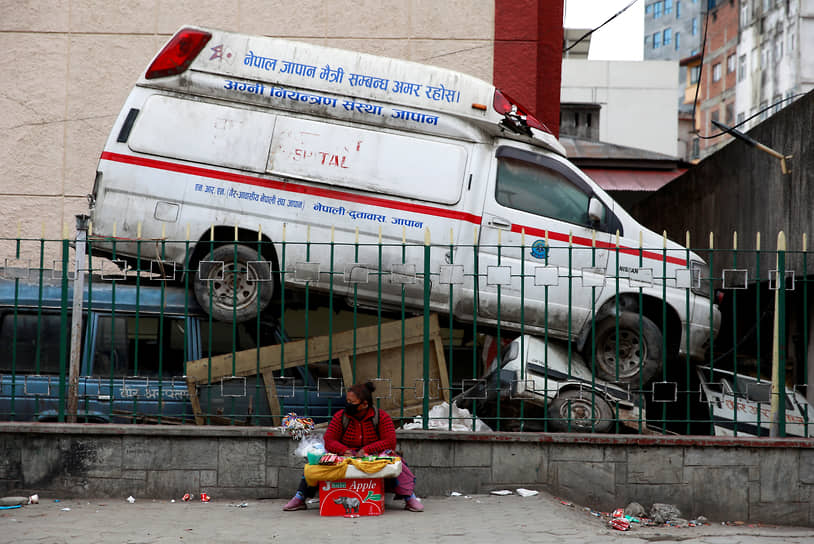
left=558, top=499, right=709, bottom=531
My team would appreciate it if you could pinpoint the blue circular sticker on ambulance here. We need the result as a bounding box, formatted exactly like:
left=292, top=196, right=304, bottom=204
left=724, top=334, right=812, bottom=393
left=530, top=240, right=548, bottom=260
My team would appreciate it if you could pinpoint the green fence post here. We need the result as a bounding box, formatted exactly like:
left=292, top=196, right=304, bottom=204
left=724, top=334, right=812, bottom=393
left=771, top=231, right=787, bottom=437
left=58, top=236, right=70, bottom=422
left=422, top=228, right=431, bottom=430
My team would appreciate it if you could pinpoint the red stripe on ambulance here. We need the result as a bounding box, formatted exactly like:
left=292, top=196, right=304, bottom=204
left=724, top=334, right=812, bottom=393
left=101, top=151, right=687, bottom=267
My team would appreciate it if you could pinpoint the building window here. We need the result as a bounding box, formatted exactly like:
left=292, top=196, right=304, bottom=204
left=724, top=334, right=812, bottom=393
left=738, top=54, right=746, bottom=81
left=725, top=103, right=734, bottom=125
left=690, top=65, right=701, bottom=83
left=712, top=63, right=721, bottom=81
left=789, top=30, right=795, bottom=51
left=646, top=3, right=653, bottom=14
left=664, top=28, right=672, bottom=45
left=741, top=1, right=749, bottom=26
left=736, top=112, right=745, bottom=125
left=710, top=110, right=720, bottom=133
left=676, top=0, right=681, bottom=16
left=559, top=104, right=601, bottom=141
left=775, top=37, right=783, bottom=60
left=654, top=1, right=663, bottom=18
left=644, top=35, right=649, bottom=47
left=727, top=54, right=736, bottom=73
left=665, top=0, right=673, bottom=14
left=692, top=137, right=700, bottom=159
left=675, top=32, right=681, bottom=49
left=653, top=32, right=661, bottom=48
left=692, top=17, right=698, bottom=35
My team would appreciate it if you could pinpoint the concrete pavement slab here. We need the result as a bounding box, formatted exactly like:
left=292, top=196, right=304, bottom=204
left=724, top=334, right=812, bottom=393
left=3, top=492, right=814, bottom=544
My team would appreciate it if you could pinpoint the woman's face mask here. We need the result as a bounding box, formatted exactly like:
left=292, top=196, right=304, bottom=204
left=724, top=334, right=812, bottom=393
left=345, top=396, right=366, bottom=415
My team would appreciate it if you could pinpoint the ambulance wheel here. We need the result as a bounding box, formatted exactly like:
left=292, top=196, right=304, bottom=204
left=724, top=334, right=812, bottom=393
left=548, top=390, right=613, bottom=433
left=592, top=312, right=661, bottom=385
left=193, top=244, right=274, bottom=322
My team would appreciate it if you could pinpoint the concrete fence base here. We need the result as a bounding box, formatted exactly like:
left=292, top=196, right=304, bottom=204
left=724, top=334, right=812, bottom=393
left=1, top=423, right=813, bottom=525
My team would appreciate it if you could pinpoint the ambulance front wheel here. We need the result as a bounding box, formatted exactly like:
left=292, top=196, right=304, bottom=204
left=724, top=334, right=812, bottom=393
left=592, top=312, right=662, bottom=386
left=193, top=244, right=274, bottom=322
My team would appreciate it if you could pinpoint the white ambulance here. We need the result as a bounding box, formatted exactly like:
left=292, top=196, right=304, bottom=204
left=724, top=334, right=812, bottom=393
left=88, top=26, right=720, bottom=385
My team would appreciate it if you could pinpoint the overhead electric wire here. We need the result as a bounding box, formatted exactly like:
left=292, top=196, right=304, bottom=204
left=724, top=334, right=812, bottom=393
left=563, top=0, right=640, bottom=53
left=689, top=7, right=711, bottom=134
left=698, top=93, right=807, bottom=139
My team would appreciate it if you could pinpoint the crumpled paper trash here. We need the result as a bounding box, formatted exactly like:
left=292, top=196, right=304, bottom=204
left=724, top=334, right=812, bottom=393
left=516, top=488, right=539, bottom=497
left=402, top=402, right=492, bottom=432
left=126, top=496, right=136, bottom=504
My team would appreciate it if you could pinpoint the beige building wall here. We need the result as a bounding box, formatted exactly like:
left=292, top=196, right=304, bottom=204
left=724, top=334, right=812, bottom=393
left=561, top=59, right=678, bottom=157
left=0, top=1, right=494, bottom=265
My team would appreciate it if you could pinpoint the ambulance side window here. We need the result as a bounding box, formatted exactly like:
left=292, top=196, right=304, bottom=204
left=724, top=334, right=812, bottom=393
left=496, top=156, right=592, bottom=227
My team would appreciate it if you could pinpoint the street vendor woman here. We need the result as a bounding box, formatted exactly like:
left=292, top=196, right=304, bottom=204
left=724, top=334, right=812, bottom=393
left=283, top=381, right=424, bottom=512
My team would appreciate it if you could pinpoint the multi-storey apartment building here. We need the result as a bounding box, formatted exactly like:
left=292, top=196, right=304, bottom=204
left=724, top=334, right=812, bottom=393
left=644, top=0, right=707, bottom=159
left=735, top=0, right=814, bottom=131
left=644, top=0, right=706, bottom=61
left=692, top=0, right=740, bottom=157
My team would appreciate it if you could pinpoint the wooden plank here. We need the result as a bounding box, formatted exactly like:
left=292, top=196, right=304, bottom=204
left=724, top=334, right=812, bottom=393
left=338, top=355, right=354, bottom=389
left=184, top=314, right=448, bottom=424
left=186, top=314, right=440, bottom=384
left=187, top=380, right=205, bottom=425
left=261, top=370, right=282, bottom=427
left=433, top=336, right=451, bottom=402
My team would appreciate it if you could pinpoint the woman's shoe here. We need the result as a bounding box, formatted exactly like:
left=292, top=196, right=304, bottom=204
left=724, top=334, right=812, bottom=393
left=282, top=496, right=307, bottom=511
left=404, top=497, right=424, bottom=512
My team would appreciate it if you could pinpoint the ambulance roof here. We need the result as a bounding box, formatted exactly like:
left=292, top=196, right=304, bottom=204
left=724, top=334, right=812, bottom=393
left=141, top=26, right=565, bottom=156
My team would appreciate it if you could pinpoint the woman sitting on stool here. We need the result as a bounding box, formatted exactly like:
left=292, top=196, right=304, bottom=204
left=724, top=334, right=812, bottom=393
left=283, top=381, right=424, bottom=512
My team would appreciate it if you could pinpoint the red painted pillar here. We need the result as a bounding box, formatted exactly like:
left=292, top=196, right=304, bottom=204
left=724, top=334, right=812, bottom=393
left=494, top=0, right=563, bottom=137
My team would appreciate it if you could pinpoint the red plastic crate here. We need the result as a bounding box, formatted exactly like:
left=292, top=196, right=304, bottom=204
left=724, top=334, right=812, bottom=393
left=318, top=478, right=385, bottom=516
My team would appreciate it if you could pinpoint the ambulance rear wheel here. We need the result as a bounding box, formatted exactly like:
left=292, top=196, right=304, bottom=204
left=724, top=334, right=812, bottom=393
left=193, top=244, right=274, bottom=322
left=548, top=390, right=613, bottom=433
left=592, top=312, right=661, bottom=385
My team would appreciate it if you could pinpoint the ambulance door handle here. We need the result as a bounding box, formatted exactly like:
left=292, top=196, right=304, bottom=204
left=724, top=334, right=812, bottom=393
left=487, top=217, right=511, bottom=229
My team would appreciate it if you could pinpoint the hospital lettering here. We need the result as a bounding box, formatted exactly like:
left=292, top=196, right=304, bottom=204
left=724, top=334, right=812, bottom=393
left=392, top=217, right=423, bottom=229
left=243, top=50, right=277, bottom=71
left=239, top=49, right=462, bottom=106
left=223, top=78, right=265, bottom=94
left=194, top=183, right=302, bottom=210
left=319, top=64, right=345, bottom=83
left=348, top=73, right=389, bottom=90
left=319, top=152, right=349, bottom=168
left=392, top=108, right=439, bottom=125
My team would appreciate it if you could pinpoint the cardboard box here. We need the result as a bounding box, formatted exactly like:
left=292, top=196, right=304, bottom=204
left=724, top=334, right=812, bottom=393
left=318, top=478, right=385, bottom=516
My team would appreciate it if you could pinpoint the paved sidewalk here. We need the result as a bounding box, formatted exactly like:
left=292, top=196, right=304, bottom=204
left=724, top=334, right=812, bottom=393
left=4, top=492, right=814, bottom=544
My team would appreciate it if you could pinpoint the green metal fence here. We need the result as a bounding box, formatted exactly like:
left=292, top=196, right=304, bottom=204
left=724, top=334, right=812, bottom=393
left=0, top=227, right=807, bottom=437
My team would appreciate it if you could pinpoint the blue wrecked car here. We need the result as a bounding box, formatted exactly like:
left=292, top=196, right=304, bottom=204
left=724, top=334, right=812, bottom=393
left=0, top=271, right=336, bottom=424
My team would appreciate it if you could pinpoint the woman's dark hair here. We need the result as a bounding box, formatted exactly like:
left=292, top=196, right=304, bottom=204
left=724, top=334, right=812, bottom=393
left=348, top=381, right=375, bottom=405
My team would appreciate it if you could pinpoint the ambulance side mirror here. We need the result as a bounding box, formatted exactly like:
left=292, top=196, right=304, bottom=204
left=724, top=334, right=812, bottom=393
left=588, top=197, right=605, bottom=226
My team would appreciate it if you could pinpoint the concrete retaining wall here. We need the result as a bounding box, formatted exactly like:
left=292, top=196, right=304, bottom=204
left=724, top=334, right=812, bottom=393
left=2, top=423, right=813, bottom=525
